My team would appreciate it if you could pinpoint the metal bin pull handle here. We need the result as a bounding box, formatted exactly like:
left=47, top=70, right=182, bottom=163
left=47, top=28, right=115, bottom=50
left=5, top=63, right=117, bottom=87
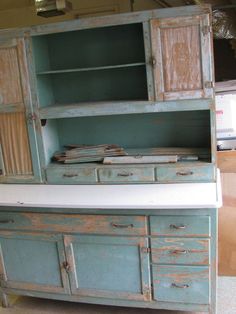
left=170, top=224, right=186, bottom=230
left=117, top=172, right=133, bottom=177
left=63, top=173, right=78, bottom=178
left=111, top=223, right=134, bottom=229
left=176, top=171, right=193, bottom=176
left=0, top=220, right=14, bottom=224
left=172, top=283, right=189, bottom=289
left=170, top=249, right=187, bottom=254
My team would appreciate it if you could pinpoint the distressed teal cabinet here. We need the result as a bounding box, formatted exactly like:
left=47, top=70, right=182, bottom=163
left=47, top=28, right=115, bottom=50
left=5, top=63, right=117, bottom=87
left=0, top=3, right=219, bottom=314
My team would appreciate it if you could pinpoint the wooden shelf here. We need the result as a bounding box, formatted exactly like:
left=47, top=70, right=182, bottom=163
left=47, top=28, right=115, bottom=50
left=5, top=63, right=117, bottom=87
left=37, top=62, right=146, bottom=75
left=39, top=99, right=213, bottom=119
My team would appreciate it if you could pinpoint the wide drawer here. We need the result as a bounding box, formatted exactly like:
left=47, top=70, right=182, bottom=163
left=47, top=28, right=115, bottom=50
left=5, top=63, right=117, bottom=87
left=151, top=238, right=210, bottom=265
left=46, top=165, right=97, bottom=184
left=0, top=213, right=147, bottom=235
left=150, top=216, right=210, bottom=237
left=152, top=265, right=210, bottom=304
left=98, top=167, right=155, bottom=183
left=155, top=164, right=215, bottom=183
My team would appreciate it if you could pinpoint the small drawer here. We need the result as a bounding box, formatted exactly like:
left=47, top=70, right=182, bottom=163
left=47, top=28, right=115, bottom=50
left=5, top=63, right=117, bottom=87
left=0, top=212, right=147, bottom=236
left=98, top=167, right=155, bottom=183
left=46, top=165, right=97, bottom=184
left=151, top=238, right=210, bottom=265
left=155, top=164, right=215, bottom=183
left=152, top=265, right=210, bottom=304
left=150, top=216, right=210, bottom=237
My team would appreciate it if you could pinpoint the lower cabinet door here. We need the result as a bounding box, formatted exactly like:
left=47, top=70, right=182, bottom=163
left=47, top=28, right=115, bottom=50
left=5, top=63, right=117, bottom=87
left=0, top=232, right=70, bottom=294
left=64, top=235, right=151, bottom=301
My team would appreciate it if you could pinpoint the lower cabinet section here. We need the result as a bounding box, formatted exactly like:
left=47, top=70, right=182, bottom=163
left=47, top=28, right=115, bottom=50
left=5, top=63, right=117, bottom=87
left=0, top=209, right=217, bottom=313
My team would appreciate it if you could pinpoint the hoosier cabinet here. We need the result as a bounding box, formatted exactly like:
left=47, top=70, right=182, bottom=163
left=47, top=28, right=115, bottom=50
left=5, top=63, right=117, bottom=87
left=0, top=4, right=221, bottom=314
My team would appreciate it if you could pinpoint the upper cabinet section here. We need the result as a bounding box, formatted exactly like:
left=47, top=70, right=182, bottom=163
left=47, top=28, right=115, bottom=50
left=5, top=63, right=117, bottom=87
left=26, top=5, right=214, bottom=114
left=32, top=23, right=148, bottom=107
left=150, top=14, right=213, bottom=101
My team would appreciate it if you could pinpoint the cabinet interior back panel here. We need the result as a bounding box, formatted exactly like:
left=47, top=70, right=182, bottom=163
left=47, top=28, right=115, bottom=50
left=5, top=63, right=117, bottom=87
left=33, top=23, right=148, bottom=105
left=51, top=67, right=147, bottom=104
left=161, top=25, right=202, bottom=92
left=33, top=24, right=146, bottom=70
left=53, top=111, right=211, bottom=150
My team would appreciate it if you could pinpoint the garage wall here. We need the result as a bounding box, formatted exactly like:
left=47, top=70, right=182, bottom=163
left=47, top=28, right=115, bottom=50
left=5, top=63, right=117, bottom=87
left=0, top=0, right=159, bottom=29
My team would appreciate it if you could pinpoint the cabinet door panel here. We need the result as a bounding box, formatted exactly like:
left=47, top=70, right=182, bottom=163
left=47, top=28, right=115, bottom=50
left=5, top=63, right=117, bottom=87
left=151, top=15, right=213, bottom=100
left=0, top=232, right=70, bottom=294
left=64, top=235, right=151, bottom=301
left=0, top=39, right=40, bottom=181
left=0, top=112, right=32, bottom=176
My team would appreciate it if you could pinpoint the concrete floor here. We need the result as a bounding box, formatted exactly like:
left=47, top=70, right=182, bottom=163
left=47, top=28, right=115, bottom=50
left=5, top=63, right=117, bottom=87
left=0, top=277, right=235, bottom=314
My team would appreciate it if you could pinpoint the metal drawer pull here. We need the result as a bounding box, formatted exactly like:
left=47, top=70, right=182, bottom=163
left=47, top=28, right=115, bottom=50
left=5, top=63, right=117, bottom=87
left=111, top=223, right=134, bottom=228
left=170, top=249, right=187, bottom=254
left=170, top=224, right=186, bottom=230
left=176, top=171, right=193, bottom=176
left=0, top=220, right=14, bottom=224
left=63, top=173, right=78, bottom=178
left=117, top=172, right=133, bottom=177
left=172, top=283, right=189, bottom=289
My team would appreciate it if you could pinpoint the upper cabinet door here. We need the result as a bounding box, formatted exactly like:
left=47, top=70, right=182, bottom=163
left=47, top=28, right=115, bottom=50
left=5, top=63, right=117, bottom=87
left=0, top=39, right=41, bottom=182
left=150, top=14, right=213, bottom=101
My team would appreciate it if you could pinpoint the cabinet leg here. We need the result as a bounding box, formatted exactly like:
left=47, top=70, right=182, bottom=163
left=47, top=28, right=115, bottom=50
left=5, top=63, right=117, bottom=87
left=1, top=293, right=9, bottom=308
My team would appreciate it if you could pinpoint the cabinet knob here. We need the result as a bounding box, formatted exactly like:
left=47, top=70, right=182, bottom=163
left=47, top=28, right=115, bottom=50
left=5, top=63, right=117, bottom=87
left=172, top=283, right=189, bottom=289
left=170, top=224, right=186, bottom=230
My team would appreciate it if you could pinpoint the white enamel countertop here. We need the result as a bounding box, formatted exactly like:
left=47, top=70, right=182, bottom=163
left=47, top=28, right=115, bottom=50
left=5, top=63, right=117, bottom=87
left=0, top=172, right=222, bottom=209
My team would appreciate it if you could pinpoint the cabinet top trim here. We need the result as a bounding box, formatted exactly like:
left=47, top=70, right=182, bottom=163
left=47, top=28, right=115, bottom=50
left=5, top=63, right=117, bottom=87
left=0, top=5, right=211, bottom=39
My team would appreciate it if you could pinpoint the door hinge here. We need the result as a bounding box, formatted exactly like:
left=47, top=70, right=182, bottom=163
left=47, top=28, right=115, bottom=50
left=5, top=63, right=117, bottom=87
left=27, top=113, right=37, bottom=124
left=141, top=247, right=151, bottom=254
left=204, top=81, right=213, bottom=89
left=202, top=25, right=212, bottom=36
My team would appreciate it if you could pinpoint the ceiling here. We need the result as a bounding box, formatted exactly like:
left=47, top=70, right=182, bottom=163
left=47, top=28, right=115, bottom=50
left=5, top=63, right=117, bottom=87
left=0, top=0, right=235, bottom=11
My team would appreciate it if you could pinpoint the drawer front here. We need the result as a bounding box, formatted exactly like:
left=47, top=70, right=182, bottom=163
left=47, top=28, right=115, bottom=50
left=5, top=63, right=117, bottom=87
left=98, top=167, right=155, bottom=183
left=155, top=164, right=215, bottom=183
left=151, top=238, right=210, bottom=265
left=46, top=166, right=97, bottom=184
left=150, top=216, right=210, bottom=237
left=152, top=265, right=210, bottom=304
left=0, top=213, right=147, bottom=235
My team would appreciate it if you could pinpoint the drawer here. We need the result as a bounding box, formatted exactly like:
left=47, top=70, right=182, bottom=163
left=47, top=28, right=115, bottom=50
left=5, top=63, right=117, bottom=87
left=152, top=265, right=210, bottom=304
left=151, top=238, right=210, bottom=265
left=150, top=216, right=210, bottom=237
left=155, top=164, right=215, bottom=183
left=98, top=167, right=155, bottom=183
left=46, top=165, right=97, bottom=184
left=0, top=213, right=147, bottom=235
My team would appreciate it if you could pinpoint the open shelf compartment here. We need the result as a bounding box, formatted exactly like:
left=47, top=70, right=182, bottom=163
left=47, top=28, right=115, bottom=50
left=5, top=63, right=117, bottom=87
left=41, top=110, right=215, bottom=184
